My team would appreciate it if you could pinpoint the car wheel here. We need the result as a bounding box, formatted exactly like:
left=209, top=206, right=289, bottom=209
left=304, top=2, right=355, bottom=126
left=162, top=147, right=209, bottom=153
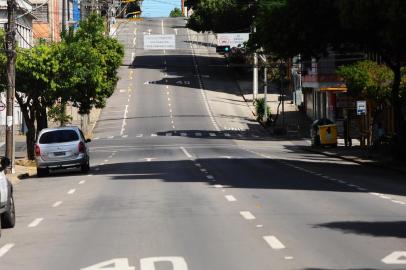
left=81, top=160, right=90, bottom=173
left=1, top=193, right=15, bottom=228
left=37, top=168, right=49, bottom=177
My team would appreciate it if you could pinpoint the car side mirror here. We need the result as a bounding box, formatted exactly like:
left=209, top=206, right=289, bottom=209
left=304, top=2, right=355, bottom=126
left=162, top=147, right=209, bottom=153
left=0, top=157, right=10, bottom=171
left=85, top=138, right=91, bottom=143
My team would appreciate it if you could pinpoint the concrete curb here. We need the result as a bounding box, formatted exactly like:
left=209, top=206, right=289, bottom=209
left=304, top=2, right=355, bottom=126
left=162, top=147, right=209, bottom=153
left=302, top=146, right=406, bottom=175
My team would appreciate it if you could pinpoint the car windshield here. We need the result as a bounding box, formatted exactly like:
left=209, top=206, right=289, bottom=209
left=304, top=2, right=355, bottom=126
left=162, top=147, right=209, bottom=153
left=39, top=130, right=79, bottom=144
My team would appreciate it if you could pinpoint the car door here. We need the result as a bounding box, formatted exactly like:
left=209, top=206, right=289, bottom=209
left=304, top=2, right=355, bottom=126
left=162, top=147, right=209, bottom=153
left=0, top=170, right=8, bottom=209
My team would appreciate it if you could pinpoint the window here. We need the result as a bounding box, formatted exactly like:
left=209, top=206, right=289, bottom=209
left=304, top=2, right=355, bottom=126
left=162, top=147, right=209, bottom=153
left=32, top=4, right=49, bottom=23
left=39, top=130, right=79, bottom=144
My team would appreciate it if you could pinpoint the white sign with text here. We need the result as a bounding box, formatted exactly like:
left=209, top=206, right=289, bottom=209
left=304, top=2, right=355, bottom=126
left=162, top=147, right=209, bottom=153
left=217, top=33, right=250, bottom=48
left=144, top=35, right=176, bottom=50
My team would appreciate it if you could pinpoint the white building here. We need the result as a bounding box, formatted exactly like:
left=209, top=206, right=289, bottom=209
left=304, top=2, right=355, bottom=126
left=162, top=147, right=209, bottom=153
left=0, top=0, right=35, bottom=133
left=0, top=0, right=35, bottom=48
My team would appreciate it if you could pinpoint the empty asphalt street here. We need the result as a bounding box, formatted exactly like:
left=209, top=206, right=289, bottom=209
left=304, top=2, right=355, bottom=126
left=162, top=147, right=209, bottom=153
left=1, top=18, right=406, bottom=270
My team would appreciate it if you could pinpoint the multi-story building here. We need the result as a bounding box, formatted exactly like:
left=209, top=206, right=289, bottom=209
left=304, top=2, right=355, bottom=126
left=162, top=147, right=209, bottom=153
left=0, top=0, right=34, bottom=48
left=31, top=0, right=75, bottom=42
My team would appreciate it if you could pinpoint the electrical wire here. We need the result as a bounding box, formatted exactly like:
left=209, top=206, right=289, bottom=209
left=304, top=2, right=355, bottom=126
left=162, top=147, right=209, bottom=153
left=16, top=0, right=50, bottom=19
left=16, top=27, right=34, bottom=48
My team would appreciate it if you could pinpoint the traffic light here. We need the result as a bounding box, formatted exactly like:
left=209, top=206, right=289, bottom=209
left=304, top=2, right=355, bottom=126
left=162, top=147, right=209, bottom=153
left=216, top=45, right=230, bottom=54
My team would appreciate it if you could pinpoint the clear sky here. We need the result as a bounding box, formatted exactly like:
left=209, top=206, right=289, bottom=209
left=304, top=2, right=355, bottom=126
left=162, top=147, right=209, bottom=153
left=141, top=0, right=181, bottom=17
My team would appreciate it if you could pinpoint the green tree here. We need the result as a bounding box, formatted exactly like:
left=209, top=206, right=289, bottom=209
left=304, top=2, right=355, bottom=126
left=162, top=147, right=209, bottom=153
left=170, top=7, right=183, bottom=17
left=15, top=44, right=60, bottom=159
left=252, top=0, right=406, bottom=149
left=337, top=61, right=393, bottom=102
left=63, top=13, right=124, bottom=114
left=187, top=0, right=255, bottom=33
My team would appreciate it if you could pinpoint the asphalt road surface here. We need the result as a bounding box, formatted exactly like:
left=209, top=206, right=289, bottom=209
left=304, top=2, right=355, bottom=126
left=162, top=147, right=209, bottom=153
left=1, top=18, right=406, bottom=270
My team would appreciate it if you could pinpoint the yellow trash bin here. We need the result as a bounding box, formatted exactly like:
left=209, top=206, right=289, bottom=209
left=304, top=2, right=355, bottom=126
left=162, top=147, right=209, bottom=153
left=319, top=124, right=337, bottom=146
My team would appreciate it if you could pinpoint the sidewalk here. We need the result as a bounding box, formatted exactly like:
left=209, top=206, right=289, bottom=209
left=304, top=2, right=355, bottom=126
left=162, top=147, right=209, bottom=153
left=235, top=79, right=312, bottom=138
left=232, top=78, right=406, bottom=174
left=300, top=139, right=406, bottom=174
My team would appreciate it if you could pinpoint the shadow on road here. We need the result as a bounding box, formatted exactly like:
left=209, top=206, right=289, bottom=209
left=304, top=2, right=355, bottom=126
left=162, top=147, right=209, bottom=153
left=314, top=221, right=406, bottom=238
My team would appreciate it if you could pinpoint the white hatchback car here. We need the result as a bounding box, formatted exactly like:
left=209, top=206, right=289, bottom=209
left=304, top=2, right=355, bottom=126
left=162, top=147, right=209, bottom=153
left=0, top=157, right=15, bottom=237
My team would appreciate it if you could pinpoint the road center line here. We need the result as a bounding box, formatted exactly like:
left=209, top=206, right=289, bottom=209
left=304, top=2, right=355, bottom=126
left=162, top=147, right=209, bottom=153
left=0, top=243, right=15, bottom=258
left=28, top=218, right=44, bottom=228
left=263, top=235, right=286, bottom=249
left=240, top=211, right=256, bottom=220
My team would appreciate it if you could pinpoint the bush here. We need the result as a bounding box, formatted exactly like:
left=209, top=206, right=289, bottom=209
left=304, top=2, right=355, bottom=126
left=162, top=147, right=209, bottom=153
left=255, top=97, right=271, bottom=123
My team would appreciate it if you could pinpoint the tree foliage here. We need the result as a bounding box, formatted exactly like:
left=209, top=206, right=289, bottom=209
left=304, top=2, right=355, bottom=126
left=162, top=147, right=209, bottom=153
left=337, top=60, right=393, bottom=102
left=187, top=0, right=255, bottom=33
left=1, top=13, right=124, bottom=159
left=251, top=0, right=406, bottom=143
left=170, top=7, right=183, bottom=17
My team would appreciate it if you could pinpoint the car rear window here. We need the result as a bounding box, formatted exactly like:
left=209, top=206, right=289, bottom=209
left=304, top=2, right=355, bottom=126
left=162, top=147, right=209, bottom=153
left=39, top=130, right=79, bottom=144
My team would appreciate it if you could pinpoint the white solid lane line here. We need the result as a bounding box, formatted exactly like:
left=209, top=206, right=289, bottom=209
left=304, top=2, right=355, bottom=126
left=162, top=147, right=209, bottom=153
left=68, top=189, right=76, bottom=195
left=120, top=104, right=129, bottom=136
left=240, top=211, right=256, bottom=220
left=52, top=201, right=63, bottom=207
left=180, top=146, right=193, bottom=159
left=214, top=184, right=223, bottom=188
left=28, top=218, right=44, bottom=228
left=225, top=195, right=237, bottom=202
left=0, top=243, right=15, bottom=258
left=263, top=236, right=286, bottom=249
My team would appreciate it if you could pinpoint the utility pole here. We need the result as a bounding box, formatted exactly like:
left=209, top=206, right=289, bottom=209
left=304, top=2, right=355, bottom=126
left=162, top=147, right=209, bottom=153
left=5, top=0, right=16, bottom=174
left=253, top=48, right=258, bottom=100
left=263, top=66, right=268, bottom=122
left=62, top=0, right=66, bottom=34
left=280, top=61, right=285, bottom=128
left=251, top=0, right=258, bottom=101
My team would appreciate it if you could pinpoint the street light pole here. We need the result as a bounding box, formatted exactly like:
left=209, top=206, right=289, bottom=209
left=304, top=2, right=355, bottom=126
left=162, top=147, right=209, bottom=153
left=5, top=0, right=17, bottom=174
left=263, top=66, right=268, bottom=122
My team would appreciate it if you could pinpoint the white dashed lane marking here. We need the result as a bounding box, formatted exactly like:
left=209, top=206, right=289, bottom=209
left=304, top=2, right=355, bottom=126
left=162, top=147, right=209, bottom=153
left=180, top=146, right=193, bottom=159
left=79, top=180, right=86, bottom=184
left=240, top=211, right=256, bottom=220
left=28, top=218, right=44, bottom=228
left=67, top=189, right=76, bottom=195
left=263, top=235, right=286, bottom=249
left=52, top=201, right=62, bottom=207
left=0, top=243, right=15, bottom=258
left=225, top=195, right=237, bottom=202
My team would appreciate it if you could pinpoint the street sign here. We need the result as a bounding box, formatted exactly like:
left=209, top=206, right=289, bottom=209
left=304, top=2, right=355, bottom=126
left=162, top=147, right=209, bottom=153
left=0, top=102, right=5, bottom=111
left=356, top=100, right=367, bottom=115
left=144, top=35, right=176, bottom=50
left=217, top=33, right=249, bottom=48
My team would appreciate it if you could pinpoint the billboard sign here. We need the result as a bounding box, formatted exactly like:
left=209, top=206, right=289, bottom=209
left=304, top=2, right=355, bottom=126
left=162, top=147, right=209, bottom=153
left=144, top=35, right=176, bottom=50
left=217, top=33, right=250, bottom=48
